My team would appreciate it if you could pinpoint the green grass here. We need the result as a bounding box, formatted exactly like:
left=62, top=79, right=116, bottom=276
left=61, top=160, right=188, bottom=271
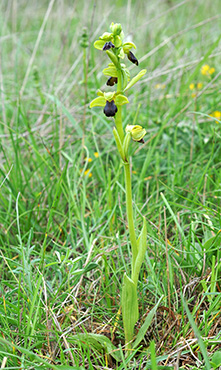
left=0, top=0, right=221, bottom=368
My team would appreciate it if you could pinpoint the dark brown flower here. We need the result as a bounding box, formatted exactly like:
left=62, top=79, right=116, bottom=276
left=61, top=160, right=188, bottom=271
left=137, top=138, right=145, bottom=143
left=103, top=42, right=115, bottom=51
left=127, top=51, right=139, bottom=66
left=106, top=77, right=118, bottom=86
left=103, top=100, right=118, bottom=117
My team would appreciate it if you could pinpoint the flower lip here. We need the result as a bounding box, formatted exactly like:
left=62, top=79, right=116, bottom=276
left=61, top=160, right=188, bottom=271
left=137, top=138, right=145, bottom=144
left=127, top=51, right=139, bottom=66
left=106, top=77, right=118, bottom=86
left=103, top=100, right=118, bottom=117
left=103, top=41, right=115, bottom=51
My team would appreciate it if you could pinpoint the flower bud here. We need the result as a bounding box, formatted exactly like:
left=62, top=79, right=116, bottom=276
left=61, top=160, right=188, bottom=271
left=79, top=27, right=89, bottom=48
left=125, top=125, right=146, bottom=142
left=110, top=22, right=122, bottom=36
left=104, top=100, right=118, bottom=117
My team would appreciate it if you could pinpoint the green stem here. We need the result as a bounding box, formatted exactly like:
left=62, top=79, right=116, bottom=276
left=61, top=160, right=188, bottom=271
left=114, top=60, right=138, bottom=278
left=115, top=106, right=124, bottom=143
left=114, top=69, right=124, bottom=142
left=124, top=162, right=138, bottom=274
left=82, top=48, right=87, bottom=146
left=113, top=58, right=138, bottom=352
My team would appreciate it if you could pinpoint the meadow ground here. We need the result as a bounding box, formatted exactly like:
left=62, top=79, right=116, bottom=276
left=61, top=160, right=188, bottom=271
left=0, top=0, right=221, bottom=369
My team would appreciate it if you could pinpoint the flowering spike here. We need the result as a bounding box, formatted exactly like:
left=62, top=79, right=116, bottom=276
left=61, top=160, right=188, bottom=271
left=90, top=22, right=148, bottom=353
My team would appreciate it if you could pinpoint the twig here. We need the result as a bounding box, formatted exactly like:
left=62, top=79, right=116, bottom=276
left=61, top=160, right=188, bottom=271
left=50, top=308, right=76, bottom=367
left=0, top=357, right=7, bottom=369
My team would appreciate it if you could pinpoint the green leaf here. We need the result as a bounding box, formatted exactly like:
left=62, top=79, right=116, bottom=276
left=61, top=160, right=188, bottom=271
left=0, top=337, right=75, bottom=370
left=38, top=367, right=85, bottom=370
left=133, top=296, right=163, bottom=349
left=121, top=273, right=139, bottom=347
left=89, top=96, right=106, bottom=108
left=182, top=297, right=211, bottom=370
left=115, top=94, right=129, bottom=106
left=133, top=217, right=147, bottom=286
left=203, top=231, right=221, bottom=251
left=84, top=262, right=99, bottom=273
left=150, top=340, right=157, bottom=370
left=211, top=351, right=221, bottom=367
left=71, top=333, right=120, bottom=362
left=106, top=50, right=119, bottom=66
left=124, top=69, right=147, bottom=91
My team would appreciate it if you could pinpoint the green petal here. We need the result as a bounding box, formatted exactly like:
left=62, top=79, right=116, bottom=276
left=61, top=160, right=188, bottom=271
left=100, top=32, right=113, bottom=41
left=123, top=42, right=137, bottom=53
left=115, top=94, right=129, bottom=106
left=94, top=40, right=105, bottom=50
left=103, top=91, right=115, bottom=101
left=90, top=96, right=106, bottom=108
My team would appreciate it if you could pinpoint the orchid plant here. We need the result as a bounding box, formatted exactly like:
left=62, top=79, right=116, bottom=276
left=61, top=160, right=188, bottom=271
left=90, top=22, right=148, bottom=351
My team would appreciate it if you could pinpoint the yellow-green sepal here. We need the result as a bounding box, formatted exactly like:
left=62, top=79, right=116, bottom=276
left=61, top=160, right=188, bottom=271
left=94, top=40, right=106, bottom=50
left=89, top=96, right=106, bottom=108
left=97, top=89, right=104, bottom=96
left=115, top=94, right=129, bottom=106
left=124, top=69, right=147, bottom=91
left=102, top=63, right=118, bottom=77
